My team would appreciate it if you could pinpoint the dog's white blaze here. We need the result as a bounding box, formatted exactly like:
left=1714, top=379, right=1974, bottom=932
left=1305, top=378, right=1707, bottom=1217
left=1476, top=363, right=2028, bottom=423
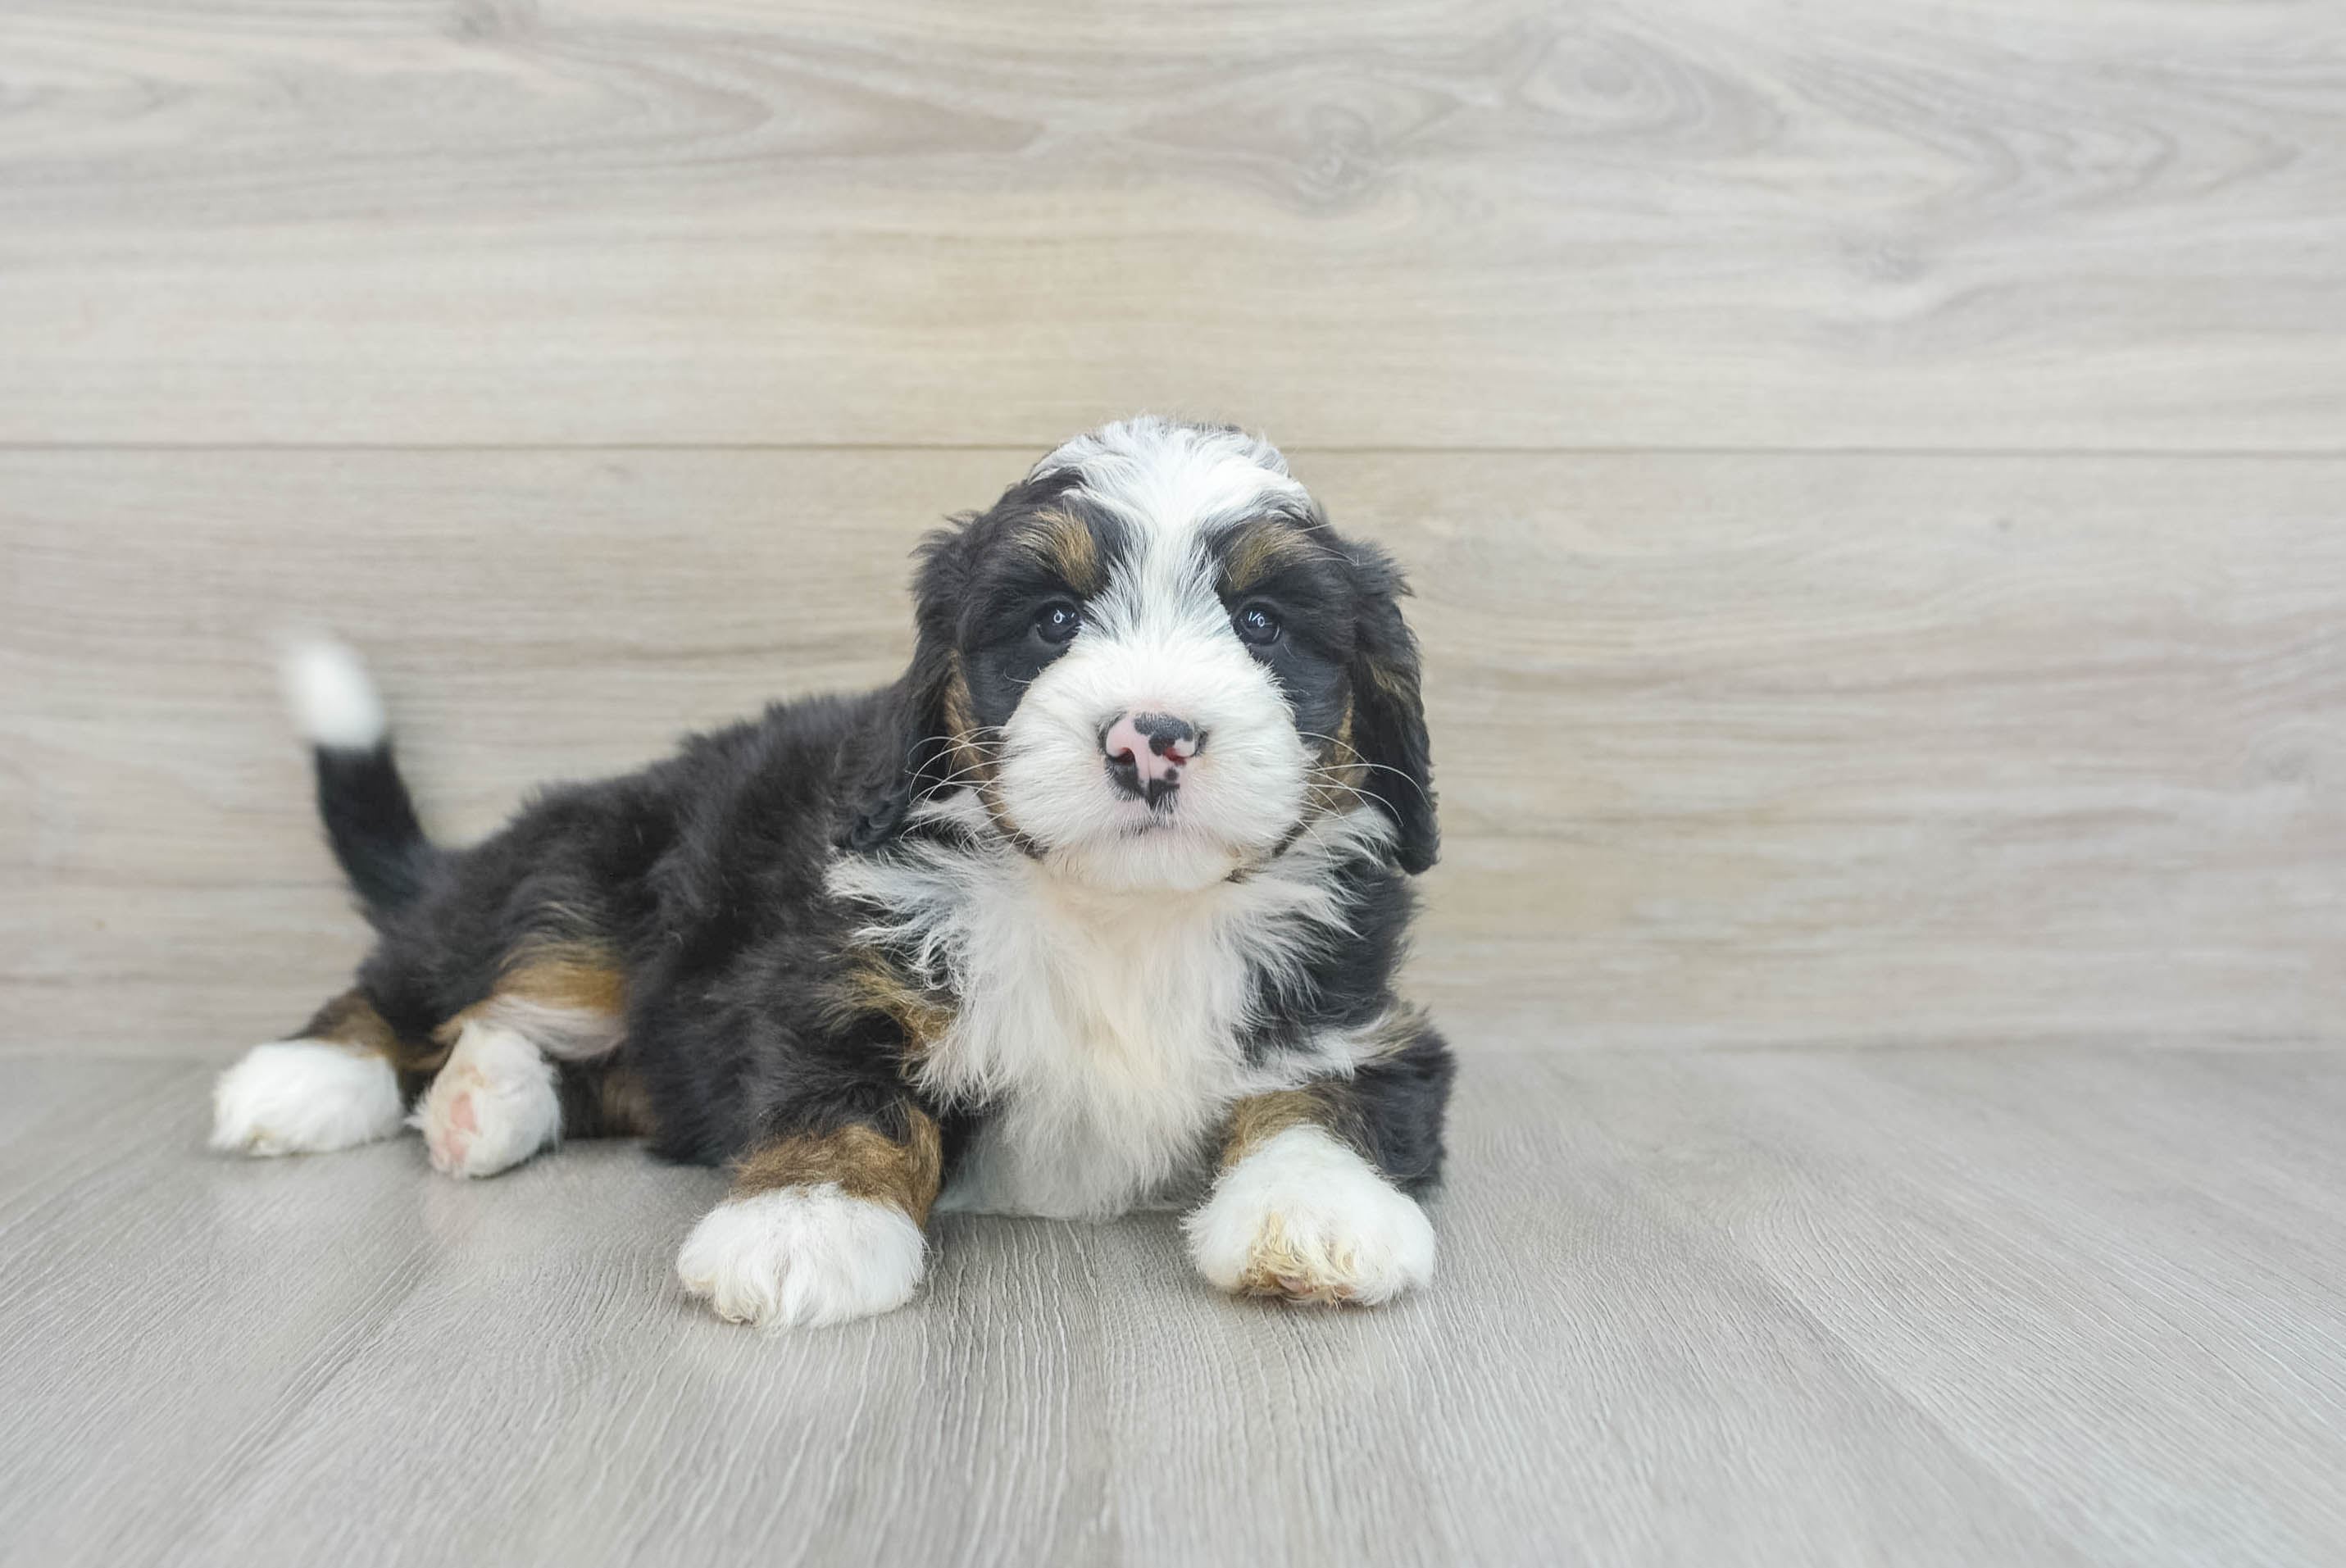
left=1032, top=420, right=1306, bottom=545
left=831, top=797, right=1398, bottom=1219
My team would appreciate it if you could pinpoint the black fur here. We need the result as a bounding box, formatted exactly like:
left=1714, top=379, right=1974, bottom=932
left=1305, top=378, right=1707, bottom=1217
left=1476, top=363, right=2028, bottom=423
left=1343, top=1019, right=1454, bottom=1189
left=1337, top=540, right=1439, bottom=875
left=1235, top=855, right=1417, bottom=1059
left=313, top=742, right=437, bottom=916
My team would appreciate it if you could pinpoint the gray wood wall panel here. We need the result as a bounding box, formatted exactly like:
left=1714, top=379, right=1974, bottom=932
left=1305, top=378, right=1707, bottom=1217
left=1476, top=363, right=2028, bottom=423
left=6, top=449, right=2340, bottom=1053
left=0, top=1, right=2340, bottom=448
left=7, top=1, right=2346, bottom=1560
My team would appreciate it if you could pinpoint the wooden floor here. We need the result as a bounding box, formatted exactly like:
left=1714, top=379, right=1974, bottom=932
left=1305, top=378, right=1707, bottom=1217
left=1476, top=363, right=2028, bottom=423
left=4, top=1043, right=2344, bottom=1566
left=5, top=0, right=2344, bottom=1561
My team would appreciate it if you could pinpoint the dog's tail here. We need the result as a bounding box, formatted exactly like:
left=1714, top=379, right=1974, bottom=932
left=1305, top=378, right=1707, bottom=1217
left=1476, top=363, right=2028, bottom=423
left=279, top=637, right=437, bottom=916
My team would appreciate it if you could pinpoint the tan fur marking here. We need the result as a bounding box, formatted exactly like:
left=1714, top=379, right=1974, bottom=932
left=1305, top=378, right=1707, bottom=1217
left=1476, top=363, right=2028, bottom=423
left=1305, top=698, right=1370, bottom=817
left=300, top=988, right=452, bottom=1076
left=941, top=655, right=1037, bottom=847
left=1221, top=518, right=1327, bottom=592
left=934, top=652, right=1050, bottom=850
left=303, top=989, right=401, bottom=1059
left=434, top=939, right=628, bottom=1052
left=500, top=942, right=629, bottom=1016
left=1024, top=509, right=1103, bottom=595
left=940, top=654, right=993, bottom=786
left=843, top=956, right=957, bottom=1056
left=731, top=1115, right=946, bottom=1225
left=1233, top=1211, right=1362, bottom=1305
left=1221, top=1085, right=1346, bottom=1169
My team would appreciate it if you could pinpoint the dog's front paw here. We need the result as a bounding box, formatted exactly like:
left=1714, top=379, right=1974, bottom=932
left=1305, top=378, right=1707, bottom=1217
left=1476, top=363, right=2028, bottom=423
left=676, top=1184, right=925, bottom=1329
left=211, top=1041, right=405, bottom=1157
left=1184, top=1125, right=1435, bottom=1306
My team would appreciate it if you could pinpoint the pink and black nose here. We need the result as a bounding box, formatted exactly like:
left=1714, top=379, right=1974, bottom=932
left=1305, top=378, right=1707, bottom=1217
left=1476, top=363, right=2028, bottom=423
left=1103, top=711, right=1201, bottom=807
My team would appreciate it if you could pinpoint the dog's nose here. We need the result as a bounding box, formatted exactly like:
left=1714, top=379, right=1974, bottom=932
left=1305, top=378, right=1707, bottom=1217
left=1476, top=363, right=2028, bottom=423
left=1103, top=711, right=1201, bottom=807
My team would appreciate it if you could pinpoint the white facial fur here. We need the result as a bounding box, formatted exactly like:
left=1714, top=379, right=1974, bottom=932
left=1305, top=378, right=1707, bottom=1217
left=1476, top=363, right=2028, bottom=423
left=993, top=419, right=1318, bottom=893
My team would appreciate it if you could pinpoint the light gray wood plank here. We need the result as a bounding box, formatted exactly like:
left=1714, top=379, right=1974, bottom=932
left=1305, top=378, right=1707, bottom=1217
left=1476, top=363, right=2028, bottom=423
left=1, top=1, right=2340, bottom=448
left=2, top=1048, right=2131, bottom=1567
left=6, top=448, right=2341, bottom=1054
left=1073, top=1089, right=2081, bottom=1568
left=0, top=1058, right=446, bottom=1567
left=1554, top=1047, right=2346, bottom=1566
left=11, top=1048, right=2345, bottom=1564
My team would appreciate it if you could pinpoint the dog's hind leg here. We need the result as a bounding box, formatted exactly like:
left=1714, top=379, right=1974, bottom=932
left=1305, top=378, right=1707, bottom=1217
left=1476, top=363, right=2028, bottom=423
left=211, top=990, right=414, bottom=1158
left=411, top=1018, right=559, bottom=1178
left=408, top=941, right=630, bottom=1179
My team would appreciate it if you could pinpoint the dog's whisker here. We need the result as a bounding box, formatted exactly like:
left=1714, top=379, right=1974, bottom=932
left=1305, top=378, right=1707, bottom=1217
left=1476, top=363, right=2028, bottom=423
left=1294, top=738, right=1434, bottom=807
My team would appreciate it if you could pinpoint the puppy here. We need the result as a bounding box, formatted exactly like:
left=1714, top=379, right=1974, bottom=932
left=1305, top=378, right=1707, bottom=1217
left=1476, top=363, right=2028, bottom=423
left=212, top=417, right=1454, bottom=1328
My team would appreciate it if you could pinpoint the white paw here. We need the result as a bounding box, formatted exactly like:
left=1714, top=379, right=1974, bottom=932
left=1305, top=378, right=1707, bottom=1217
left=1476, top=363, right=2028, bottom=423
left=211, top=1040, right=405, bottom=1157
left=1184, top=1125, right=1435, bottom=1306
left=676, top=1184, right=925, bottom=1330
left=410, top=1020, right=560, bottom=1179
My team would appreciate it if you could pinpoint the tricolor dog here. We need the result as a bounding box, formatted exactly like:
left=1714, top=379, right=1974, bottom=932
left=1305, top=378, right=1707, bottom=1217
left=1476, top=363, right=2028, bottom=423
left=213, top=417, right=1454, bottom=1328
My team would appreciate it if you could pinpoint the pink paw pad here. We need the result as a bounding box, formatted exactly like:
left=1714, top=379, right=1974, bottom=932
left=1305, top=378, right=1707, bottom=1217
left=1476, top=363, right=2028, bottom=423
left=423, top=1077, right=480, bottom=1170
left=409, top=1024, right=559, bottom=1179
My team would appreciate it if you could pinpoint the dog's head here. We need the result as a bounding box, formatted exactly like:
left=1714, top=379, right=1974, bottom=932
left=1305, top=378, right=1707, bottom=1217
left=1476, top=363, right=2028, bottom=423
left=854, top=418, right=1434, bottom=890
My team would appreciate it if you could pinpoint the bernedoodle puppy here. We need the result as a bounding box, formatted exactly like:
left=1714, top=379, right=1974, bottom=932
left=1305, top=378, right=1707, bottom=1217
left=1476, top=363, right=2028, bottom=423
left=211, top=417, right=1454, bottom=1328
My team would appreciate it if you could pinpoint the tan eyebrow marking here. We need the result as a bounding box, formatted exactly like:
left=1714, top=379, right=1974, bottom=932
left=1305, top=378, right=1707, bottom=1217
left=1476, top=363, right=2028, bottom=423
left=1220, top=516, right=1330, bottom=593
left=1017, top=508, right=1105, bottom=596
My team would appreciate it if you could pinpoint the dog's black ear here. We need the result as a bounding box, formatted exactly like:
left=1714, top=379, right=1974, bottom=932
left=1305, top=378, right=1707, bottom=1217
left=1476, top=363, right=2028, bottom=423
left=840, top=524, right=968, bottom=851
left=1343, top=541, right=1438, bottom=874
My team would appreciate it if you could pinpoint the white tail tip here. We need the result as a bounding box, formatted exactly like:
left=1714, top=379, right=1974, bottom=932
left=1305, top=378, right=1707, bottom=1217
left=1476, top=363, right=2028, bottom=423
left=280, top=636, right=386, bottom=751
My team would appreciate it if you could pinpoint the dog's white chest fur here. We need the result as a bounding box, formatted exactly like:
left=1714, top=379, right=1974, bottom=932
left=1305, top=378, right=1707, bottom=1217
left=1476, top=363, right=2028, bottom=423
left=830, top=799, right=1388, bottom=1220
left=930, top=894, right=1251, bottom=1218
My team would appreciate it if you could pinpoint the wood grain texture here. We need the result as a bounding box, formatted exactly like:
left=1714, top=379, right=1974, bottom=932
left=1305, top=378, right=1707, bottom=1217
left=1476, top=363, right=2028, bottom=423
left=2, top=0, right=2342, bottom=448
left=5, top=448, right=2341, bottom=1054
left=2, top=1048, right=2341, bottom=1566
left=7, top=2, right=2343, bottom=1561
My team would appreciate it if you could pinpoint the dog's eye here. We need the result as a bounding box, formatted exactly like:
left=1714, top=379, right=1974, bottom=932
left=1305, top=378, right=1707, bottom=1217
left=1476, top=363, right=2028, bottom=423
left=1034, top=601, right=1083, bottom=645
left=1233, top=603, right=1282, bottom=646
